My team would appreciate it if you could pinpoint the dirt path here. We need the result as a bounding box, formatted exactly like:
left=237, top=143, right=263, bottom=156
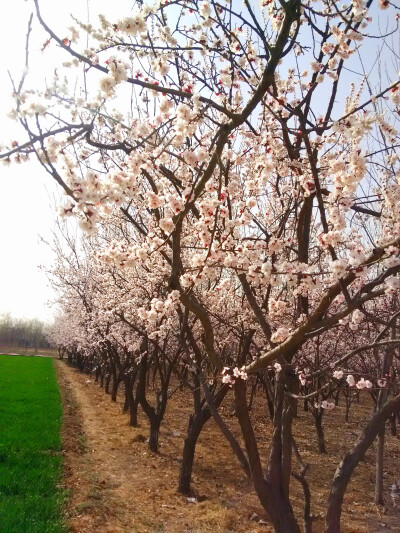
left=55, top=360, right=400, bottom=533
left=57, top=359, right=148, bottom=532
left=55, top=360, right=262, bottom=533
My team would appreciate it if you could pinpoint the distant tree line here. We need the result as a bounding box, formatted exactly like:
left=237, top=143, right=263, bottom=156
left=0, top=314, right=51, bottom=349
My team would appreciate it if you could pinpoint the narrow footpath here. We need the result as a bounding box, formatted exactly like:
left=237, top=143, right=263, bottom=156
left=55, top=360, right=258, bottom=533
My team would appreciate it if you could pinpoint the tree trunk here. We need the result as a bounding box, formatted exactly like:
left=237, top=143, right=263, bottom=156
left=149, top=416, right=161, bottom=453
left=129, top=395, right=139, bottom=427
left=179, top=385, right=228, bottom=494
left=261, top=374, right=275, bottom=419
left=234, top=378, right=301, bottom=533
left=345, top=400, right=350, bottom=423
left=136, top=352, right=168, bottom=452
left=123, top=373, right=139, bottom=425
left=105, top=372, right=111, bottom=394
left=374, top=337, right=393, bottom=504
left=315, top=410, right=327, bottom=454
left=281, top=400, right=294, bottom=498
left=202, top=381, right=251, bottom=478
left=111, top=375, right=121, bottom=401
left=334, top=391, right=340, bottom=407
left=178, top=414, right=204, bottom=494
left=325, top=395, right=400, bottom=533
left=123, top=384, right=129, bottom=412
left=281, top=372, right=298, bottom=497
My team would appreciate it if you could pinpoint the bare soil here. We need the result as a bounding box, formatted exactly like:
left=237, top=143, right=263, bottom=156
left=55, top=360, right=400, bottom=533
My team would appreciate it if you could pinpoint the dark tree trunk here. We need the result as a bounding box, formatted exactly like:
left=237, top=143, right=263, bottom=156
left=234, top=378, right=301, bottom=533
left=129, top=395, right=139, bottom=427
left=123, top=372, right=139, bottom=425
left=345, top=401, right=350, bottom=423
left=179, top=413, right=204, bottom=495
left=123, top=385, right=130, bottom=412
left=179, top=385, right=228, bottom=494
left=281, top=402, right=293, bottom=499
left=281, top=371, right=299, bottom=497
left=374, top=339, right=393, bottom=504
left=202, top=382, right=251, bottom=479
left=334, top=391, right=340, bottom=407
left=136, top=348, right=173, bottom=453
left=292, top=438, right=313, bottom=533
left=325, top=395, right=400, bottom=533
left=105, top=372, right=111, bottom=394
left=315, top=409, right=327, bottom=454
left=111, top=374, right=121, bottom=401
left=111, top=374, right=117, bottom=399
left=261, top=373, right=275, bottom=420
left=149, top=416, right=161, bottom=453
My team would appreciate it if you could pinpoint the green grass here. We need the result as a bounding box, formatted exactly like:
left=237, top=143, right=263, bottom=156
left=0, top=355, right=65, bottom=532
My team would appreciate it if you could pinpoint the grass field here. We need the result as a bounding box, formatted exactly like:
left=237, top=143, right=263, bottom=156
left=0, top=355, right=64, bottom=532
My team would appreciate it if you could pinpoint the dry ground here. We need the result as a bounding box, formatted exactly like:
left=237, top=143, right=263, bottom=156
left=55, top=360, right=400, bottom=533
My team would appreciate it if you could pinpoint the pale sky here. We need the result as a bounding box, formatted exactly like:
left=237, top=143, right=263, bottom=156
left=0, top=1, right=129, bottom=321
left=0, top=2, right=65, bottom=322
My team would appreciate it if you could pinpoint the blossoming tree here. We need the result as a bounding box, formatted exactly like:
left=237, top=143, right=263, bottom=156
left=3, top=0, right=400, bottom=531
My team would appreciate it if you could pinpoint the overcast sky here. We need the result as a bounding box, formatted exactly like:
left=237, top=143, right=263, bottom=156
left=0, top=1, right=129, bottom=322
left=0, top=2, right=65, bottom=322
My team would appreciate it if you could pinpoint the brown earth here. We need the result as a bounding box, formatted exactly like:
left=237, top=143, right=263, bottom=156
left=55, top=360, right=400, bottom=533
